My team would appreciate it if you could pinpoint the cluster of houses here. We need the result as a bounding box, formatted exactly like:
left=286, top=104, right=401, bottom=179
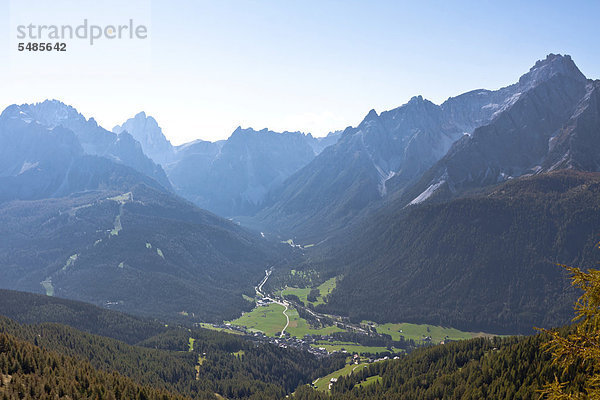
left=255, top=297, right=274, bottom=307
left=195, top=322, right=332, bottom=356
left=251, top=332, right=330, bottom=356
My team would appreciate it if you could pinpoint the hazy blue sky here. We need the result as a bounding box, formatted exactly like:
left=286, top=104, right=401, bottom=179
left=1, top=0, right=598, bottom=144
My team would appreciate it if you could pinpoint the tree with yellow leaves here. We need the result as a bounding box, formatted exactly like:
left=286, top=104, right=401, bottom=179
left=540, top=264, right=600, bottom=399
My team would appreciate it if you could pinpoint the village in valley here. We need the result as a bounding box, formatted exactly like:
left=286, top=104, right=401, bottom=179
left=197, top=268, right=492, bottom=364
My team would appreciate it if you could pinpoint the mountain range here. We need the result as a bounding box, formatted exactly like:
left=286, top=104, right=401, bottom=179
left=400, top=53, right=595, bottom=206
left=278, top=54, right=600, bottom=333
left=112, top=113, right=341, bottom=216
left=0, top=103, right=293, bottom=322
left=251, top=54, right=596, bottom=242
left=2, top=101, right=171, bottom=191
left=1, top=53, right=599, bottom=334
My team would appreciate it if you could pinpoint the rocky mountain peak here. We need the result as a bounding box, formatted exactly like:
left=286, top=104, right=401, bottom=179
left=3, top=100, right=85, bottom=128
left=408, top=95, right=425, bottom=104
left=364, top=109, right=379, bottom=120
left=113, top=112, right=173, bottom=165
left=518, top=53, right=586, bottom=89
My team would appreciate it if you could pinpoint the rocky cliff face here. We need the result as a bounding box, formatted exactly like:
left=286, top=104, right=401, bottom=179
left=4, top=100, right=171, bottom=190
left=543, top=80, right=600, bottom=171
left=253, top=59, right=552, bottom=240
left=167, top=127, right=318, bottom=216
left=113, top=112, right=175, bottom=165
left=0, top=112, right=166, bottom=202
left=403, top=54, right=594, bottom=205
left=110, top=110, right=342, bottom=218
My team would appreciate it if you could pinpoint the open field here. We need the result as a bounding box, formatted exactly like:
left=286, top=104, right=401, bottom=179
left=313, top=362, right=371, bottom=391
left=281, top=286, right=311, bottom=305
left=228, top=303, right=288, bottom=336
left=229, top=303, right=343, bottom=337
left=354, top=374, right=382, bottom=389
left=232, top=350, right=245, bottom=357
left=311, top=341, right=393, bottom=355
left=197, top=323, right=244, bottom=335
left=281, top=276, right=338, bottom=306
left=40, top=279, right=54, bottom=296
left=372, top=322, right=498, bottom=344
left=242, top=294, right=255, bottom=303
left=314, top=277, right=337, bottom=304
left=284, top=307, right=344, bottom=337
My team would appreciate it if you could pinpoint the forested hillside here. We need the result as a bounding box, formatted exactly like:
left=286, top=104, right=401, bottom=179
left=292, top=333, right=574, bottom=400
left=0, top=183, right=291, bottom=323
left=0, top=290, right=345, bottom=399
left=0, top=332, right=191, bottom=400
left=313, top=171, right=600, bottom=333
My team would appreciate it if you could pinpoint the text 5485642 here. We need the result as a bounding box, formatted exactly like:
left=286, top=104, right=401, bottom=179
left=18, top=42, right=67, bottom=52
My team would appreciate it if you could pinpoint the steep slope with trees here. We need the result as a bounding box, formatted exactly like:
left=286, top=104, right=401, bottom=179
left=315, top=171, right=600, bottom=333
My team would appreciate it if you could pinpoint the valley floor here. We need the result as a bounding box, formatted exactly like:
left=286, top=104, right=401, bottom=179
left=200, top=268, right=502, bottom=357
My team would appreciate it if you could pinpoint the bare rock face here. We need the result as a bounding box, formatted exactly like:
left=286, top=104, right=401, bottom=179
left=543, top=81, right=600, bottom=172
left=254, top=56, right=587, bottom=240
left=404, top=54, right=595, bottom=205
left=168, top=127, right=319, bottom=217
left=0, top=107, right=167, bottom=202
left=2, top=100, right=171, bottom=190
left=111, top=111, right=342, bottom=218
left=113, top=112, right=175, bottom=166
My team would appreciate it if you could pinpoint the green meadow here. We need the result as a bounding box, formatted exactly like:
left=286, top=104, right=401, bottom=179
left=373, top=322, right=497, bottom=344
left=284, top=307, right=343, bottom=337
left=281, top=276, right=338, bottom=306
left=313, top=362, right=371, bottom=391
left=354, top=375, right=382, bottom=389
left=228, top=303, right=288, bottom=336
left=311, top=341, right=393, bottom=355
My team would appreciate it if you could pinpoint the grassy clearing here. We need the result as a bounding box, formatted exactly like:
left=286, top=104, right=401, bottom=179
left=197, top=323, right=244, bottom=336
left=40, top=279, right=54, bottom=296
left=188, top=337, right=195, bottom=352
left=110, top=214, right=122, bottom=236
left=373, top=322, right=497, bottom=344
left=242, top=294, right=255, bottom=303
left=194, top=354, right=206, bottom=380
left=313, top=363, right=370, bottom=391
left=281, top=286, right=311, bottom=305
left=228, top=303, right=287, bottom=336
left=232, top=350, right=245, bottom=358
left=229, top=303, right=343, bottom=338
left=290, top=269, right=312, bottom=277
left=311, top=341, right=392, bottom=354
left=281, top=276, right=338, bottom=307
left=284, top=308, right=344, bottom=338
left=61, top=254, right=78, bottom=271
left=107, top=192, right=132, bottom=204
left=314, top=277, right=337, bottom=305
left=354, top=375, right=382, bottom=389
left=65, top=203, right=92, bottom=217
